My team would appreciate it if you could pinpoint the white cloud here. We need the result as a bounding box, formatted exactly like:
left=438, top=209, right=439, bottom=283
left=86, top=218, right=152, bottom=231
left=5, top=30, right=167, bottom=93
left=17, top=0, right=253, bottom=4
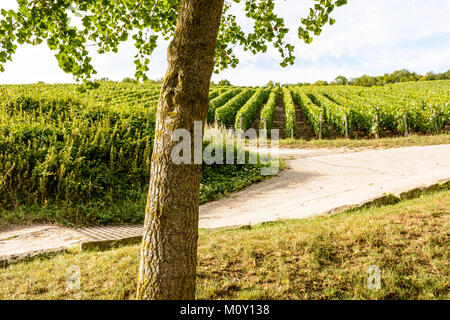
left=0, top=0, right=17, bottom=10
left=0, top=45, right=73, bottom=83
left=213, top=63, right=358, bottom=86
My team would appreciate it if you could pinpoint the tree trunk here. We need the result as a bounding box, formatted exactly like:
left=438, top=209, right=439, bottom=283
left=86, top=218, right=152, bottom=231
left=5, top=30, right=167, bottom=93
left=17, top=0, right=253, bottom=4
left=137, top=0, right=224, bottom=300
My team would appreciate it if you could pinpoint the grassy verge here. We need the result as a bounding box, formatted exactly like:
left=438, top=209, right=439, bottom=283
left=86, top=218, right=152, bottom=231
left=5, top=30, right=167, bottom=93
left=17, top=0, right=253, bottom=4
left=1, top=190, right=448, bottom=300
left=279, top=133, right=450, bottom=149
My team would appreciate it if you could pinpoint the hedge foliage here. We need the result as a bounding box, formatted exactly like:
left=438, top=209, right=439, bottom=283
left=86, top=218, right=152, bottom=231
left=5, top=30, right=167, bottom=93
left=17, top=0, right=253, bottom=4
left=0, top=87, right=156, bottom=209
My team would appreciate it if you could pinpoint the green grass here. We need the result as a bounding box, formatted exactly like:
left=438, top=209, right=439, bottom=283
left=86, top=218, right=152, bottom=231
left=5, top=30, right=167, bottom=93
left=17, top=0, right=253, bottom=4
left=279, top=133, right=450, bottom=149
left=1, top=190, right=448, bottom=300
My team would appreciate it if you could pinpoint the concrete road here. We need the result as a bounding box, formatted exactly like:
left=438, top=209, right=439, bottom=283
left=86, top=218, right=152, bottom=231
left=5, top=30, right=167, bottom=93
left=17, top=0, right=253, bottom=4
left=199, top=144, right=450, bottom=228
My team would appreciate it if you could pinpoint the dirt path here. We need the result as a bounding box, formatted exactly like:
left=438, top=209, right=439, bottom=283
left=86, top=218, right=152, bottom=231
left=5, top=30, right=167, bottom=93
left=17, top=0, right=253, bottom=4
left=249, top=102, right=263, bottom=130
left=293, top=102, right=315, bottom=140
left=2, top=144, right=450, bottom=263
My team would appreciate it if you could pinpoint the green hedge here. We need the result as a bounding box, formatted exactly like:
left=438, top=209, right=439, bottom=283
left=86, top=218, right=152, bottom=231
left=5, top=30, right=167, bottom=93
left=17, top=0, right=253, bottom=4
left=0, top=92, right=156, bottom=208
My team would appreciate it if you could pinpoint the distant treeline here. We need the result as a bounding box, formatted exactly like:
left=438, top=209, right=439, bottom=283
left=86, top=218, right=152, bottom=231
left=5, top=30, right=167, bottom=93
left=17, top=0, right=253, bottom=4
left=290, top=69, right=450, bottom=87
left=87, top=69, right=450, bottom=88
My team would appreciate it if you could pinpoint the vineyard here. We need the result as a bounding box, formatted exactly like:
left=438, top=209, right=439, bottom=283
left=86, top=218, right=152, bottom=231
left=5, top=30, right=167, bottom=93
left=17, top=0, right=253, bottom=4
left=67, top=79, right=449, bottom=140
left=0, top=80, right=449, bottom=224
left=2, top=79, right=448, bottom=138
left=212, top=80, right=449, bottom=139
left=0, top=81, right=267, bottom=225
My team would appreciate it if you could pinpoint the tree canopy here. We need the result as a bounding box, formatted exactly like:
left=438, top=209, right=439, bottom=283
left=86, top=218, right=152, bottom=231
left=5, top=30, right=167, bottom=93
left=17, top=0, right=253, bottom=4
left=0, top=0, right=347, bottom=87
left=348, top=69, right=450, bottom=87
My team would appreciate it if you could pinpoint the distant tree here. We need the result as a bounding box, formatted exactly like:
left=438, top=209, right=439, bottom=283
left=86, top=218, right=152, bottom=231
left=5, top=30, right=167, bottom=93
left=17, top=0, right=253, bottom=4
left=314, top=80, right=328, bottom=86
left=122, top=77, right=137, bottom=83
left=334, top=75, right=348, bottom=85
left=418, top=70, right=450, bottom=81
left=388, top=69, right=420, bottom=83
left=425, top=71, right=437, bottom=81
left=353, top=75, right=378, bottom=87
left=344, top=69, right=449, bottom=87
left=438, top=69, right=450, bottom=80
left=379, top=73, right=390, bottom=84
left=218, top=79, right=231, bottom=86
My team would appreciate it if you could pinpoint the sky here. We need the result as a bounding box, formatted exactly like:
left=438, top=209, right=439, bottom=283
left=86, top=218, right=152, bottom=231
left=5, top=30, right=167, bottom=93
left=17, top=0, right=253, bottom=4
left=0, top=0, right=449, bottom=85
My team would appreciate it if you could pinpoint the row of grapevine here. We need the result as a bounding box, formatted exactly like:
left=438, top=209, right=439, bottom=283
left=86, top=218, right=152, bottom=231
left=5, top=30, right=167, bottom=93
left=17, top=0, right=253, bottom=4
left=207, top=88, right=242, bottom=123
left=215, top=89, right=256, bottom=127
left=259, top=86, right=281, bottom=131
left=311, top=81, right=450, bottom=136
left=368, top=87, right=444, bottom=133
left=291, top=87, right=324, bottom=136
left=307, top=90, right=348, bottom=135
left=209, top=87, right=228, bottom=100
left=325, top=89, right=377, bottom=134
left=235, top=87, right=271, bottom=131
left=282, top=87, right=296, bottom=138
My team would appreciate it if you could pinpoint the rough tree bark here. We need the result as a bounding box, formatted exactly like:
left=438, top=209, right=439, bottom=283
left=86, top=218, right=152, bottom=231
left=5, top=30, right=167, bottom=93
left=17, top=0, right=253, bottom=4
left=137, top=0, right=225, bottom=300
